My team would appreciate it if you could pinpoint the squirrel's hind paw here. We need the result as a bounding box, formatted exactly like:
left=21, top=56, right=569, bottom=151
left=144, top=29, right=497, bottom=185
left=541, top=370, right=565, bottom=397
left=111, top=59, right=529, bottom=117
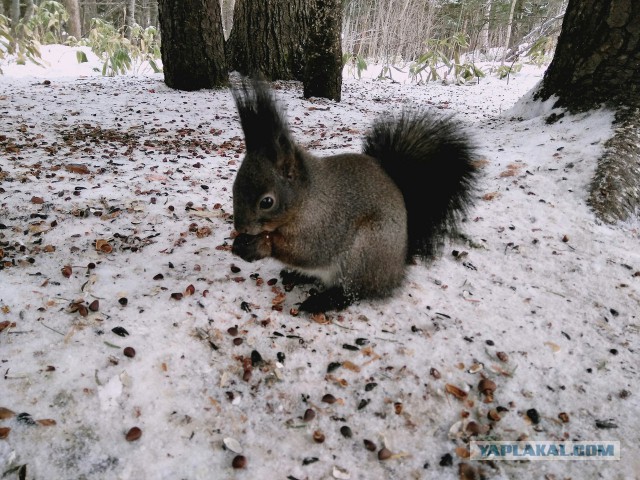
left=299, top=287, right=354, bottom=313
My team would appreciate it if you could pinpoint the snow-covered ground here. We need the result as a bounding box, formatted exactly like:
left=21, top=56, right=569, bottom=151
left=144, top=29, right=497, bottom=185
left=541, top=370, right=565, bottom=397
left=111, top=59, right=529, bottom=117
left=0, top=45, right=638, bottom=480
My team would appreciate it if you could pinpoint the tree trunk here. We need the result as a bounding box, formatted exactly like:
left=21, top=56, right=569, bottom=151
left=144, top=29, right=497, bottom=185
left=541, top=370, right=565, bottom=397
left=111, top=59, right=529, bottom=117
left=157, top=0, right=228, bottom=90
left=303, top=0, right=342, bottom=101
left=82, top=0, right=97, bottom=35
left=62, top=0, right=82, bottom=39
left=479, top=0, right=492, bottom=54
left=535, top=0, right=640, bottom=111
left=534, top=0, right=640, bottom=223
left=501, top=0, right=518, bottom=64
left=10, top=0, right=19, bottom=26
left=23, top=0, right=34, bottom=23
left=149, top=0, right=159, bottom=27
left=227, top=0, right=309, bottom=81
left=125, top=0, right=135, bottom=39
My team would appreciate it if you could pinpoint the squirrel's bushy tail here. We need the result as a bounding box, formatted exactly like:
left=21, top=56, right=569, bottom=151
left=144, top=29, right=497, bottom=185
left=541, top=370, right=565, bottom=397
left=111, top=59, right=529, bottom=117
left=363, top=110, right=477, bottom=258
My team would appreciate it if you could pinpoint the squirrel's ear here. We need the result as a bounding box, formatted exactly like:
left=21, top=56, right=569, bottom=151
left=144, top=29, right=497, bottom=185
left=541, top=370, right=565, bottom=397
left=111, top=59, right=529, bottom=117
left=232, top=79, right=299, bottom=178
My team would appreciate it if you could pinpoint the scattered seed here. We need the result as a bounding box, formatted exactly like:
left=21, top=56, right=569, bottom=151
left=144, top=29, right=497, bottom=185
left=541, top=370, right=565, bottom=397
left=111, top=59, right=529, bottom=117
left=363, top=439, right=377, bottom=451
left=445, top=384, right=467, bottom=400
left=17, top=413, right=36, bottom=425
left=118, top=297, right=128, bottom=306
left=394, top=402, right=403, bottom=414
left=312, top=430, right=325, bottom=443
left=231, top=455, right=246, bottom=469
left=303, top=409, right=316, bottom=422
left=355, top=338, right=369, bottom=346
left=0, top=427, right=10, bottom=439
left=112, top=326, right=129, bottom=337
left=558, top=412, right=569, bottom=423
left=0, top=407, right=15, bottom=419
left=378, top=447, right=393, bottom=460
left=595, top=419, right=618, bottom=429
left=37, top=419, right=56, bottom=426
left=302, top=457, right=319, bottom=465
left=439, top=453, right=453, bottom=467
left=61, top=265, right=72, bottom=278
left=267, top=278, right=278, bottom=286
left=233, top=338, right=243, bottom=346
left=170, top=292, right=183, bottom=300
left=342, top=344, right=359, bottom=351
left=485, top=339, right=495, bottom=346
left=125, top=427, right=142, bottom=442
left=77, top=304, right=88, bottom=317
left=496, top=351, right=509, bottom=362
left=357, top=399, right=369, bottom=410
left=322, top=394, right=337, bottom=404
left=488, top=409, right=501, bottom=422
left=123, top=347, right=136, bottom=358
left=478, top=378, right=497, bottom=394
left=365, top=382, right=377, bottom=392
left=277, top=352, right=285, bottom=364
left=327, top=362, right=342, bottom=373
left=250, top=350, right=264, bottom=366
left=153, top=273, right=164, bottom=280
left=227, top=326, right=239, bottom=336
left=340, top=425, right=353, bottom=438
left=185, top=284, right=195, bottom=296
left=526, top=408, right=540, bottom=424
left=223, top=437, right=243, bottom=453
left=430, top=368, right=441, bottom=379
left=88, top=300, right=99, bottom=312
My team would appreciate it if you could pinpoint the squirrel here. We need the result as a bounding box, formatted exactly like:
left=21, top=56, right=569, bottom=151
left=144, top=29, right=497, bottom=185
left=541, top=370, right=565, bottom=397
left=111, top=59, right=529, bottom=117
left=230, top=80, right=477, bottom=313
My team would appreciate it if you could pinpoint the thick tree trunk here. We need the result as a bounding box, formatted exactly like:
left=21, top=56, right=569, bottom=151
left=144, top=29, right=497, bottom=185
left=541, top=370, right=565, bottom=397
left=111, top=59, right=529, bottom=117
left=63, top=0, right=82, bottom=39
left=535, top=0, right=640, bottom=223
left=535, top=0, right=640, bottom=111
left=157, top=0, right=227, bottom=90
left=303, top=0, right=342, bottom=101
left=227, top=0, right=309, bottom=81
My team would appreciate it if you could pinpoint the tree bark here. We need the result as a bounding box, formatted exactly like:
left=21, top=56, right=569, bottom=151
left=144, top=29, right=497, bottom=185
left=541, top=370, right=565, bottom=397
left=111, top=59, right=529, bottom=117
left=157, top=0, right=228, bottom=90
left=501, top=0, right=518, bottom=64
left=10, top=0, right=19, bottom=26
left=63, top=0, right=82, bottom=39
left=479, top=0, right=492, bottom=54
left=303, top=0, right=342, bottom=101
left=220, top=0, right=234, bottom=40
left=535, top=0, right=640, bottom=111
left=227, top=0, right=309, bottom=81
left=82, top=0, right=97, bottom=35
left=125, top=0, right=136, bottom=39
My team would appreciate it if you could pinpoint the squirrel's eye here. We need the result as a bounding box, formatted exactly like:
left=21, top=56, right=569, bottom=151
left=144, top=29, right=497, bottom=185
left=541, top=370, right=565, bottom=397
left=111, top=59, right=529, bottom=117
left=259, top=196, right=274, bottom=210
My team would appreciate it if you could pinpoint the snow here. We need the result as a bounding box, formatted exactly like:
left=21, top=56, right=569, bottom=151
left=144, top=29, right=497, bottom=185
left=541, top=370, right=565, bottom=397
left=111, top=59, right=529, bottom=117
left=1, top=46, right=639, bottom=480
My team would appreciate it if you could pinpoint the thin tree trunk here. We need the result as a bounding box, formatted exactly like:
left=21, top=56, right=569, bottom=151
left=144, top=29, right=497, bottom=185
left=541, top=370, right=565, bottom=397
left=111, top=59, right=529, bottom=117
left=23, top=0, right=34, bottom=23
left=63, top=0, right=82, bottom=39
left=149, top=0, right=159, bottom=27
left=479, top=0, right=492, bottom=53
left=125, top=0, right=135, bottom=39
left=10, top=0, right=19, bottom=26
left=83, top=0, right=97, bottom=35
left=303, top=0, right=342, bottom=101
left=157, top=0, right=227, bottom=90
left=501, top=0, right=518, bottom=64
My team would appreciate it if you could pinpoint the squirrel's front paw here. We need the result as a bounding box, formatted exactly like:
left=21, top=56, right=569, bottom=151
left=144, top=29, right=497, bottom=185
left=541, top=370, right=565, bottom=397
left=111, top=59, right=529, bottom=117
left=299, top=287, right=354, bottom=313
left=232, top=233, right=271, bottom=262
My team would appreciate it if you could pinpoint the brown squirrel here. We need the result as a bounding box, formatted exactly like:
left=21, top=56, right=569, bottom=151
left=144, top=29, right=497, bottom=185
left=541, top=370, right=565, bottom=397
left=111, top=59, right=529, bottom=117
left=230, top=80, right=477, bottom=313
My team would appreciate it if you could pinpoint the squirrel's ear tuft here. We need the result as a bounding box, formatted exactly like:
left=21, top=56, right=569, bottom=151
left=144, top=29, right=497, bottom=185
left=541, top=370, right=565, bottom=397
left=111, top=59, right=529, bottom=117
left=231, top=79, right=295, bottom=157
